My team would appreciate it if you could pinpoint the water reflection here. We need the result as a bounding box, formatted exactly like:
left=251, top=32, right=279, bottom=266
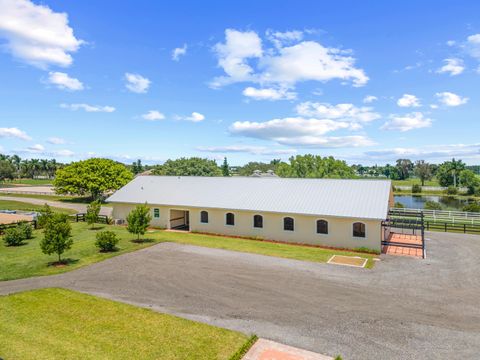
left=394, top=195, right=475, bottom=210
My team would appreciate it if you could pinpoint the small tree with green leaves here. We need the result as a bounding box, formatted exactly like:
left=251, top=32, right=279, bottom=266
left=126, top=204, right=151, bottom=241
left=86, top=200, right=101, bottom=229
left=37, top=204, right=54, bottom=228
left=222, top=157, right=230, bottom=177
left=40, top=213, right=73, bottom=263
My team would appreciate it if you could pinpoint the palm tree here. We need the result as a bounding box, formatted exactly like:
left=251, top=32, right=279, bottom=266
left=447, top=158, right=465, bottom=187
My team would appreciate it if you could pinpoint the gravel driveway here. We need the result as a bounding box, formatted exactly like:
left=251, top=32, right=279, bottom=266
left=1, top=231, right=479, bottom=359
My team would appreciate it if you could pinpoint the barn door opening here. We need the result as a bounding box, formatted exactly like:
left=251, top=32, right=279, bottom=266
left=169, top=209, right=190, bottom=231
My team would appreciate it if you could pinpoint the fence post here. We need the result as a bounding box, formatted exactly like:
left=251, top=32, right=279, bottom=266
left=445, top=223, right=447, bottom=232
left=464, top=224, right=466, bottom=234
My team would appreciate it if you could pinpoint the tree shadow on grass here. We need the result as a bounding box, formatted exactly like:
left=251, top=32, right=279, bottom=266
left=131, top=238, right=155, bottom=244
left=89, top=225, right=106, bottom=231
left=99, top=247, right=120, bottom=253
left=47, top=258, right=79, bottom=268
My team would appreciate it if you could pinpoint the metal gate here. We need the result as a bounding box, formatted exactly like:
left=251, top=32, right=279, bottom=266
left=381, top=209, right=425, bottom=258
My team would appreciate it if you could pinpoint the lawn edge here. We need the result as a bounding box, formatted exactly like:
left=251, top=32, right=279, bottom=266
left=229, top=335, right=258, bottom=360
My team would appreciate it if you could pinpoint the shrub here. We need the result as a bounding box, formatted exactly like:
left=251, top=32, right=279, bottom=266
left=411, top=184, right=422, bottom=193
left=462, top=202, right=480, bottom=213
left=424, top=200, right=442, bottom=210
left=445, top=186, right=458, bottom=195
left=3, top=227, right=25, bottom=246
left=95, top=231, right=119, bottom=252
left=394, top=202, right=405, bottom=208
left=17, top=221, right=33, bottom=240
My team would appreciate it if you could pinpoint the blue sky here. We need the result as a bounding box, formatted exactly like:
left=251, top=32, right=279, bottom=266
left=0, top=0, right=479, bottom=165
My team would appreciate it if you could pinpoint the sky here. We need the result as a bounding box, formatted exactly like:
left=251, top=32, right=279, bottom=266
left=0, top=0, right=479, bottom=166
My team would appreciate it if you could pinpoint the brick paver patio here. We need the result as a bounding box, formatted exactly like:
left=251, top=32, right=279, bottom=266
left=243, top=339, right=334, bottom=360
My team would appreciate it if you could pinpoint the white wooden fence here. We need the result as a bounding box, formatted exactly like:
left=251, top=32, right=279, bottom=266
left=390, top=207, right=480, bottom=225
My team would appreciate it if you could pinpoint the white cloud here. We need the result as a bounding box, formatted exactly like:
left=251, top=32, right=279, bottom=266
left=54, top=149, right=74, bottom=157
left=0, top=127, right=31, bottom=140
left=436, top=92, right=468, bottom=107
left=437, top=58, right=464, bottom=76
left=124, top=73, right=151, bottom=93
left=47, top=72, right=84, bottom=91
left=47, top=137, right=66, bottom=145
left=259, top=41, right=368, bottom=87
left=446, top=40, right=456, bottom=46
left=466, top=33, right=480, bottom=60
left=397, top=94, right=421, bottom=108
left=26, top=144, right=45, bottom=153
left=381, top=112, right=432, bottom=132
left=364, top=143, right=480, bottom=161
left=172, top=44, right=187, bottom=61
left=142, top=110, right=165, bottom=121
left=0, top=0, right=83, bottom=68
left=242, top=86, right=296, bottom=101
left=197, top=145, right=296, bottom=156
left=211, top=29, right=368, bottom=89
left=363, top=95, right=377, bottom=103
left=295, top=102, right=380, bottom=124
left=266, top=29, right=303, bottom=49
left=430, top=104, right=439, bottom=109
left=229, top=117, right=373, bottom=148
left=60, top=103, right=115, bottom=112
left=175, top=112, right=205, bottom=122
left=211, top=29, right=263, bottom=87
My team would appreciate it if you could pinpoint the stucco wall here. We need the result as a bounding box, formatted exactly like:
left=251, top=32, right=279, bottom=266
left=111, top=203, right=383, bottom=251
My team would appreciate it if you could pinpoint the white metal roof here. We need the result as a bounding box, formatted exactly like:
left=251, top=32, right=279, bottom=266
left=107, top=176, right=392, bottom=220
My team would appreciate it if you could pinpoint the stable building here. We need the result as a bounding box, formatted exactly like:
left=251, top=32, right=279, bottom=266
left=107, top=176, right=394, bottom=252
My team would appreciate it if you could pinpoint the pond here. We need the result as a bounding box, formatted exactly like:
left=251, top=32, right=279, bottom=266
left=394, top=195, right=476, bottom=210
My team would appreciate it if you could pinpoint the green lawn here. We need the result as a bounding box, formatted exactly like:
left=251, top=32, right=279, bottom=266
left=2, top=178, right=53, bottom=186
left=0, top=223, right=161, bottom=281
left=1, top=223, right=377, bottom=281
left=155, top=230, right=378, bottom=269
left=0, top=288, right=251, bottom=360
left=0, top=192, right=91, bottom=203
left=0, top=199, right=76, bottom=214
left=392, top=178, right=440, bottom=187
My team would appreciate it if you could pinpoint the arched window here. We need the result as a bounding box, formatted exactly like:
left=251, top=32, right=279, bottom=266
left=253, top=215, right=263, bottom=228
left=316, top=220, right=328, bottom=234
left=200, top=211, right=209, bottom=224
left=283, top=217, right=294, bottom=231
left=226, top=212, right=235, bottom=226
left=353, top=222, right=366, bottom=238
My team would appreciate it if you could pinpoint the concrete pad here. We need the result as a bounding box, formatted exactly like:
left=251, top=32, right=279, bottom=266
left=327, top=255, right=367, bottom=268
left=243, top=339, right=334, bottom=360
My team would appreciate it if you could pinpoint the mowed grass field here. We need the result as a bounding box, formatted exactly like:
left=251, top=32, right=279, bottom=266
left=1, top=222, right=377, bottom=281
left=0, top=199, right=76, bottom=214
left=0, top=192, right=91, bottom=204
left=1, top=179, right=52, bottom=186
left=0, top=288, right=250, bottom=360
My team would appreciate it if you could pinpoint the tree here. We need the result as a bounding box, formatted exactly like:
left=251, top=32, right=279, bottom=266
left=86, top=200, right=101, bottom=229
left=276, top=155, right=355, bottom=179
left=40, top=213, right=73, bottom=263
left=459, top=169, right=480, bottom=195
left=37, top=204, right=54, bottom=229
left=414, top=160, right=432, bottom=186
left=152, top=157, right=222, bottom=176
left=221, top=157, right=230, bottom=177
left=54, top=158, right=133, bottom=199
left=126, top=204, right=151, bottom=241
left=395, top=159, right=413, bottom=180
left=131, top=159, right=143, bottom=175
left=0, top=160, right=15, bottom=181
left=237, top=161, right=278, bottom=176
left=436, top=159, right=466, bottom=188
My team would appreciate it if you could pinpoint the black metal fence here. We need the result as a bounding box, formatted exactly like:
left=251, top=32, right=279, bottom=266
left=74, top=213, right=109, bottom=224
left=424, top=221, right=480, bottom=234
